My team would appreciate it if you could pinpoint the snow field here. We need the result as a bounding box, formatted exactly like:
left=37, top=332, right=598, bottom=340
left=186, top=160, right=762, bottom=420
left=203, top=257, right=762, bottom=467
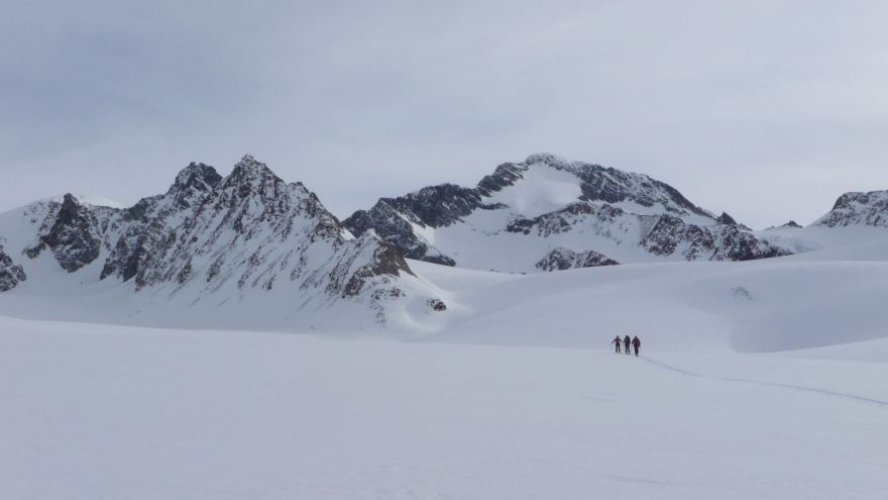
left=409, top=252, right=888, bottom=353
left=3, top=168, right=888, bottom=498
left=485, top=163, right=583, bottom=218
left=1, top=317, right=885, bottom=500
left=5, top=241, right=888, bottom=354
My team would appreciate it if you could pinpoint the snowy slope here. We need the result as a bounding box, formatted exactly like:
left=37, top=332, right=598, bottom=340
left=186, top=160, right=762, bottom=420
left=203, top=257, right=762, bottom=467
left=2, top=171, right=888, bottom=346
left=1, top=316, right=886, bottom=500
left=3, top=164, right=888, bottom=499
left=345, top=154, right=790, bottom=272
left=402, top=202, right=888, bottom=351
left=4, top=221, right=886, bottom=353
left=410, top=253, right=888, bottom=352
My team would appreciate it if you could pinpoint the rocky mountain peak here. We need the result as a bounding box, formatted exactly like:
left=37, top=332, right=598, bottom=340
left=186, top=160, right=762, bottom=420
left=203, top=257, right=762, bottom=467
left=491, top=153, right=713, bottom=220
left=716, top=212, right=746, bottom=227
left=25, top=193, right=103, bottom=272
left=815, top=190, right=888, bottom=228
left=524, top=152, right=574, bottom=170
left=213, top=155, right=293, bottom=210
left=833, top=191, right=888, bottom=211
left=169, top=162, right=222, bottom=195
left=162, top=162, right=224, bottom=210
left=225, top=155, right=283, bottom=189
left=345, top=154, right=787, bottom=271
left=57, top=193, right=85, bottom=218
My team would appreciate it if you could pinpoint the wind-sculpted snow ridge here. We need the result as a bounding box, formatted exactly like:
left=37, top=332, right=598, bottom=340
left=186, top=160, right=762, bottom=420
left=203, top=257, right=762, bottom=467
left=0, top=155, right=439, bottom=329
left=345, top=153, right=792, bottom=272
left=814, top=190, right=888, bottom=228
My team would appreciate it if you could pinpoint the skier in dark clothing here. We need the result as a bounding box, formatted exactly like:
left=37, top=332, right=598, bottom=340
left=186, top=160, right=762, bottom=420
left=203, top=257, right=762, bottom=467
left=632, top=336, right=641, bottom=357
left=611, top=336, right=622, bottom=353
left=623, top=335, right=631, bottom=355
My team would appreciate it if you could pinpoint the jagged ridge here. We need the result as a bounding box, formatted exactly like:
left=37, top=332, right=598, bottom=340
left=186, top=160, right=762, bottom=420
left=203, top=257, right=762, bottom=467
left=2, top=156, right=425, bottom=321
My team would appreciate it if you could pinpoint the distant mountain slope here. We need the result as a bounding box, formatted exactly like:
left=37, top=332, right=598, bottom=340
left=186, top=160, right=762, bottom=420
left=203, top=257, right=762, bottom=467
left=0, top=155, right=440, bottom=327
left=4, top=152, right=887, bottom=334
left=755, top=189, right=888, bottom=259
left=345, top=154, right=791, bottom=272
left=814, top=190, right=888, bottom=228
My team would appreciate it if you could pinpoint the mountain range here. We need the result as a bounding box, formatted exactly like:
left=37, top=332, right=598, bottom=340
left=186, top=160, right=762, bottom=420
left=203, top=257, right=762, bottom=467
left=1, top=153, right=886, bottom=330
left=344, top=153, right=794, bottom=272
left=0, top=155, right=435, bottom=327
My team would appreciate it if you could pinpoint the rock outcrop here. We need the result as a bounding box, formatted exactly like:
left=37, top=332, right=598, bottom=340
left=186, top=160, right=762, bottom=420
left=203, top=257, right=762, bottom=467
left=0, top=246, right=26, bottom=292
left=535, top=247, right=619, bottom=271
left=814, top=191, right=888, bottom=228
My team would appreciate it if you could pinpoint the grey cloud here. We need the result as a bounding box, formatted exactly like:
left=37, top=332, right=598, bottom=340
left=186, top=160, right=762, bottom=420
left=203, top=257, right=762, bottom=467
left=1, top=0, right=887, bottom=228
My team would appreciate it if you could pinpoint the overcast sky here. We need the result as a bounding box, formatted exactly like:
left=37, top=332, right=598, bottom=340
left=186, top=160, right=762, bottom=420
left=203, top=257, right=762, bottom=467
left=2, top=0, right=887, bottom=228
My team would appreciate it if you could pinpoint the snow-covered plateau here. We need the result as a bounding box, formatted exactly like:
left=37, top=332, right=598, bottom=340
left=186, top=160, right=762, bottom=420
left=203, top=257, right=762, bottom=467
left=1, top=154, right=887, bottom=499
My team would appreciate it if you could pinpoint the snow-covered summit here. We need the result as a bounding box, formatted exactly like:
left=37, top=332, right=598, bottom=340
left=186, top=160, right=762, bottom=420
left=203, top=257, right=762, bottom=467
left=224, top=154, right=282, bottom=188
left=513, top=153, right=713, bottom=220
left=170, top=162, right=222, bottom=194
left=345, top=154, right=789, bottom=272
left=161, top=162, right=224, bottom=210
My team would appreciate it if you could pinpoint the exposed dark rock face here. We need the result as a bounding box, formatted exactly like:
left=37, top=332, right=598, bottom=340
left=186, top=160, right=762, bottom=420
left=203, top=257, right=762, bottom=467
left=717, top=212, right=738, bottom=226
left=0, top=246, right=26, bottom=291
left=535, top=247, right=619, bottom=271
left=3, top=155, right=420, bottom=316
left=344, top=202, right=456, bottom=266
left=506, top=203, right=626, bottom=237
left=100, top=222, right=171, bottom=287
left=815, top=191, right=888, bottom=228
left=766, top=220, right=803, bottom=230
left=26, top=194, right=103, bottom=272
left=343, top=183, right=488, bottom=266
left=341, top=235, right=414, bottom=298
left=715, top=212, right=753, bottom=231
left=477, top=163, right=528, bottom=195
left=380, top=184, right=482, bottom=228
left=640, top=215, right=791, bottom=261
left=427, top=298, right=447, bottom=311
left=160, top=162, right=223, bottom=211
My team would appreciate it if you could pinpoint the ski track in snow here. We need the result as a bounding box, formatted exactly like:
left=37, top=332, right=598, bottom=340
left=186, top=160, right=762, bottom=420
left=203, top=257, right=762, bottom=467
left=641, top=356, right=888, bottom=408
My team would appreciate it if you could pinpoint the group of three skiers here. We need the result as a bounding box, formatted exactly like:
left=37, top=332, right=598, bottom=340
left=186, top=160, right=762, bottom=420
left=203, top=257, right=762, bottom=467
left=612, top=335, right=641, bottom=356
